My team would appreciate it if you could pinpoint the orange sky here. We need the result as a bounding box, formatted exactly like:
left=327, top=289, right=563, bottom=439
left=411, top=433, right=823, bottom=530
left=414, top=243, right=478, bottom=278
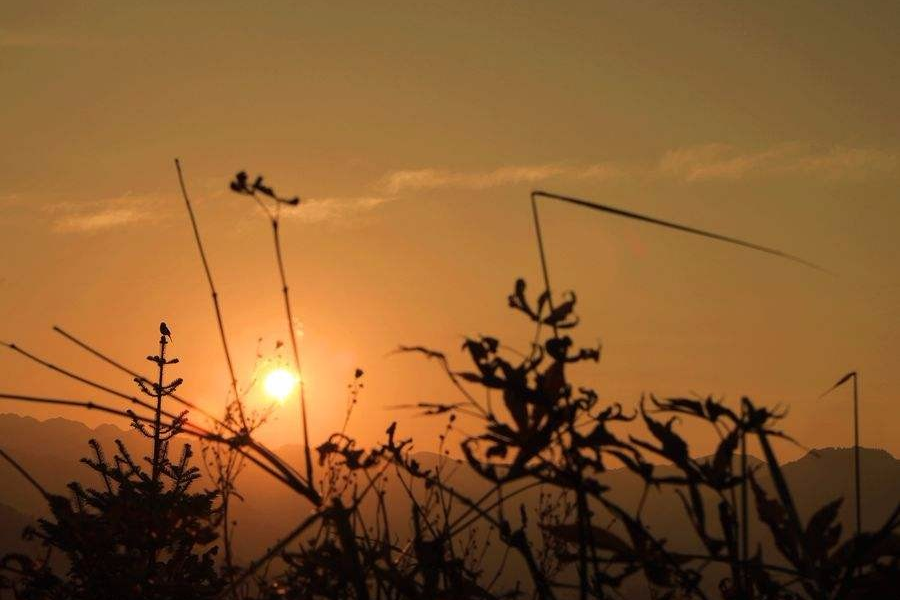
left=1, top=1, right=899, bottom=461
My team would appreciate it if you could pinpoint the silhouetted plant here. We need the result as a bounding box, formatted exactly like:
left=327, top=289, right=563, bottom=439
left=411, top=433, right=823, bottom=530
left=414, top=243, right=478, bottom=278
left=0, top=327, right=224, bottom=600
left=226, top=278, right=898, bottom=600
left=228, top=169, right=314, bottom=491
left=3, top=174, right=898, bottom=600
left=383, top=279, right=899, bottom=600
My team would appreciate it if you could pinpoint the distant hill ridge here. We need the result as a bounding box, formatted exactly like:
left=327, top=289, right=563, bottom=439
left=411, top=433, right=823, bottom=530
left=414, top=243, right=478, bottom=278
left=1, top=412, right=132, bottom=436
left=2, top=412, right=897, bottom=466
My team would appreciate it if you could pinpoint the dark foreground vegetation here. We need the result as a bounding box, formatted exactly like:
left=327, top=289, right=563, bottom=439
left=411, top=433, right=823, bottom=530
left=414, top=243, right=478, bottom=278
left=1, top=168, right=897, bottom=600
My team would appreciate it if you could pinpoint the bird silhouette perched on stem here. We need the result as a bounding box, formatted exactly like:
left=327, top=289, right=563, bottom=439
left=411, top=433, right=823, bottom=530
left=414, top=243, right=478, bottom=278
left=160, top=321, right=173, bottom=343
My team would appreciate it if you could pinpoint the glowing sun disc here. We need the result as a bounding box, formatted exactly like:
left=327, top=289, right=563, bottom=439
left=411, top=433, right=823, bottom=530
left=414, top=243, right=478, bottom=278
left=263, top=368, right=298, bottom=402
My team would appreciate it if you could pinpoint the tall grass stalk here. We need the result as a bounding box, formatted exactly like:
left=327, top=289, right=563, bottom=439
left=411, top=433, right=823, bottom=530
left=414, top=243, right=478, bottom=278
left=226, top=171, right=316, bottom=500
left=821, top=371, right=862, bottom=537
left=174, top=159, right=244, bottom=425
left=529, top=190, right=829, bottom=274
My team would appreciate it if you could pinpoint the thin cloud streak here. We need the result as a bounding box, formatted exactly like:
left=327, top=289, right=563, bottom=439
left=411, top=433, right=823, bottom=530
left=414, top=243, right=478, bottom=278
left=284, top=196, right=389, bottom=224
left=383, top=143, right=898, bottom=193
left=37, top=192, right=387, bottom=233
left=47, top=194, right=166, bottom=233
left=659, top=143, right=899, bottom=182
left=381, top=164, right=570, bottom=193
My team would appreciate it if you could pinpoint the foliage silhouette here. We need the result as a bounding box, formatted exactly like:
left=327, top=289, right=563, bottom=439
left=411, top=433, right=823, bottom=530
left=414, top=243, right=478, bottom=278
left=0, top=329, right=224, bottom=600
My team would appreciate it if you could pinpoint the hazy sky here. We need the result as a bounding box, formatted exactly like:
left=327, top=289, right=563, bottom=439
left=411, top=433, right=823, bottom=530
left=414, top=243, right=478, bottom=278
left=2, top=1, right=898, bottom=461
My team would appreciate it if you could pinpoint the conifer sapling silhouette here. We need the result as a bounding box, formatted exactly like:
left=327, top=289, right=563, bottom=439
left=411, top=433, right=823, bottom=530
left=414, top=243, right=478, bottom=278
left=0, top=325, right=224, bottom=600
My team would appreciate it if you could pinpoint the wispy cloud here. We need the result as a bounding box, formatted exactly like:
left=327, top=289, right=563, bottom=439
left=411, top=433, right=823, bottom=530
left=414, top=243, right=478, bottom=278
left=36, top=191, right=384, bottom=233
left=784, top=146, right=899, bottom=178
left=285, top=196, right=389, bottom=223
left=381, top=163, right=624, bottom=194
left=658, top=143, right=899, bottom=182
left=47, top=194, right=166, bottom=233
left=381, top=143, right=897, bottom=194
left=381, top=165, right=567, bottom=193
left=578, top=163, right=630, bottom=182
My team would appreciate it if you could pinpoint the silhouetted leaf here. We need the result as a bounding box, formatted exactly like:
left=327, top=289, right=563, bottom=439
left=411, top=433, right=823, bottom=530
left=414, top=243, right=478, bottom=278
left=751, top=474, right=801, bottom=567
left=708, top=427, right=740, bottom=487
left=542, top=291, right=578, bottom=328
left=805, top=497, right=843, bottom=561
left=456, top=372, right=484, bottom=384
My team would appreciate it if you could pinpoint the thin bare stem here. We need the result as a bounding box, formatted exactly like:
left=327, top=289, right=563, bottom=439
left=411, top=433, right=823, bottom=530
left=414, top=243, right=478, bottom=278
left=740, top=407, right=749, bottom=597
left=0, top=447, right=49, bottom=499
left=271, top=219, right=315, bottom=500
left=174, top=159, right=244, bottom=426
left=820, top=371, right=862, bottom=537
left=531, top=192, right=558, bottom=321
left=0, top=392, right=189, bottom=435
left=853, top=373, right=861, bottom=537
left=530, top=190, right=829, bottom=273
left=150, top=335, right=167, bottom=484
left=52, top=326, right=220, bottom=422
left=3, top=341, right=166, bottom=424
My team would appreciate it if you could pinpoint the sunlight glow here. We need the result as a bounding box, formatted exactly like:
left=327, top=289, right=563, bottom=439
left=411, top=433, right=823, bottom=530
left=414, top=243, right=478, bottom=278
left=263, top=368, right=298, bottom=403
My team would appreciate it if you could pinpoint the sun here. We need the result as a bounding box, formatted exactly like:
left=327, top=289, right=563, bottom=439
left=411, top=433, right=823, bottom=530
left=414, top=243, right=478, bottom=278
left=263, top=368, right=298, bottom=402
